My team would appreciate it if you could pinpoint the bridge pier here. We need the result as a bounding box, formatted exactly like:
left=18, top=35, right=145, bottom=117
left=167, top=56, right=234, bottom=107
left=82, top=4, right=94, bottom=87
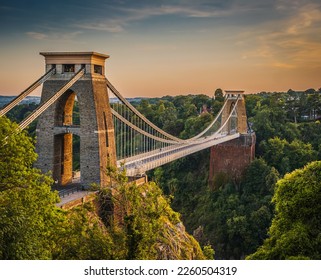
left=209, top=133, right=256, bottom=189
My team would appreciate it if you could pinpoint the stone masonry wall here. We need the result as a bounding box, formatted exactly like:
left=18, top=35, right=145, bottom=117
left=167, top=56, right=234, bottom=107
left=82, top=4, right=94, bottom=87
left=35, top=73, right=116, bottom=188
left=209, top=133, right=256, bottom=189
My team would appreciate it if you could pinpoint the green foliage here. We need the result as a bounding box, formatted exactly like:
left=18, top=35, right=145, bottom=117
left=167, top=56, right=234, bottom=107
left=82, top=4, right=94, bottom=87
left=152, top=155, right=277, bottom=259
left=202, top=245, right=215, bottom=260
left=211, top=172, right=229, bottom=191
left=248, top=161, right=321, bottom=259
left=244, top=94, right=263, bottom=118
left=246, top=91, right=321, bottom=176
left=260, top=137, right=317, bottom=175
left=180, top=113, right=213, bottom=139
left=103, top=164, right=206, bottom=260
left=5, top=88, right=321, bottom=260
left=298, top=121, right=321, bottom=157
left=242, top=158, right=278, bottom=195
left=214, top=88, right=224, bottom=102
left=0, top=117, right=62, bottom=259
left=116, top=182, right=180, bottom=259
left=249, top=103, right=291, bottom=145
left=0, top=113, right=207, bottom=260
left=247, top=90, right=321, bottom=139
left=0, top=116, right=105, bottom=260
left=52, top=204, right=116, bottom=260
left=6, top=103, right=38, bottom=137
left=136, top=94, right=224, bottom=137
left=202, top=159, right=277, bottom=259
left=72, top=135, right=80, bottom=171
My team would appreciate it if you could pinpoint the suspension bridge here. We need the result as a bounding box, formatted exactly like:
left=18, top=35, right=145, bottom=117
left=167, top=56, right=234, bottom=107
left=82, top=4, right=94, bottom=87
left=0, top=52, right=254, bottom=206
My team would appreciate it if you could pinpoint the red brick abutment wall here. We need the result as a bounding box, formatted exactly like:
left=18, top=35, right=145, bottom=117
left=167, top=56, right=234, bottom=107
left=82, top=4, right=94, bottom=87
left=209, top=133, right=256, bottom=189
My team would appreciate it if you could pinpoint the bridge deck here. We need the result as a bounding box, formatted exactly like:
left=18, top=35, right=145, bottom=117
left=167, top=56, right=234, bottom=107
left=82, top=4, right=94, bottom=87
left=53, top=183, right=96, bottom=209
left=121, top=133, right=240, bottom=176
left=56, top=190, right=93, bottom=208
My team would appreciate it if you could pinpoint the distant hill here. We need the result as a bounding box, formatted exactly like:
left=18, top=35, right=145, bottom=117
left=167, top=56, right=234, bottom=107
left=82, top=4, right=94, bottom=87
left=0, top=96, right=41, bottom=108
left=109, top=97, right=149, bottom=104
left=0, top=96, right=148, bottom=108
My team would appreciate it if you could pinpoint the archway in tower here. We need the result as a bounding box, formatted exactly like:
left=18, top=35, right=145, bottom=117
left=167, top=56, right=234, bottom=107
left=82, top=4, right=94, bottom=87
left=53, top=90, right=81, bottom=186
left=229, top=102, right=238, bottom=133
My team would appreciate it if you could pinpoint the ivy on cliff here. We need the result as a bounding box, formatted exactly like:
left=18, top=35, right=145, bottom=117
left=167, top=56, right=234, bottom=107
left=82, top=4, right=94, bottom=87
left=97, top=162, right=210, bottom=260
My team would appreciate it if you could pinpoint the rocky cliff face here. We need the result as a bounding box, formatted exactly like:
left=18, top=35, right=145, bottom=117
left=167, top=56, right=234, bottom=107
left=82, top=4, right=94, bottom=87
left=155, top=220, right=206, bottom=260
left=71, top=180, right=207, bottom=260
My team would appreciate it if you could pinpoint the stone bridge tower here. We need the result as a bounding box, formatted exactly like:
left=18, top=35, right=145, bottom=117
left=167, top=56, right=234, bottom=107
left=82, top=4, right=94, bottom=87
left=35, top=52, right=116, bottom=188
left=209, top=91, right=256, bottom=188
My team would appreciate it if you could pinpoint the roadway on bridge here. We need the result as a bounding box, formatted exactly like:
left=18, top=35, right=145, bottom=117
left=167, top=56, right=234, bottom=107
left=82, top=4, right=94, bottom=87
left=52, top=183, right=93, bottom=207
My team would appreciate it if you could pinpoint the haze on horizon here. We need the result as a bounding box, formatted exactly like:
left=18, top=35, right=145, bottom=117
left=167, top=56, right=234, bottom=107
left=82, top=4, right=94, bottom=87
left=0, top=0, right=321, bottom=98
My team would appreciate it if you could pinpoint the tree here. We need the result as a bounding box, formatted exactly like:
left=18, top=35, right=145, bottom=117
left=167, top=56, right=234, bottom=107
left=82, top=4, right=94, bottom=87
left=0, top=117, right=62, bottom=259
left=306, top=93, right=321, bottom=120
left=137, top=99, right=155, bottom=122
left=247, top=161, right=321, bottom=259
left=250, top=106, right=277, bottom=146
left=285, top=91, right=301, bottom=123
left=179, top=113, right=213, bottom=139
left=214, top=88, right=224, bottom=102
left=152, top=154, right=278, bottom=259
left=260, top=137, right=317, bottom=175
left=6, top=103, right=38, bottom=137
left=192, top=94, right=212, bottom=111
left=244, top=94, right=264, bottom=118
left=304, top=88, right=316, bottom=94
left=180, top=102, right=198, bottom=119
left=242, top=158, right=278, bottom=195
left=0, top=117, right=120, bottom=260
left=298, top=122, right=321, bottom=153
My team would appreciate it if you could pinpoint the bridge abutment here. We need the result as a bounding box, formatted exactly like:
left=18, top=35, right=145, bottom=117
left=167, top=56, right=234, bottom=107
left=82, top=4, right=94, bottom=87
left=209, top=133, right=256, bottom=189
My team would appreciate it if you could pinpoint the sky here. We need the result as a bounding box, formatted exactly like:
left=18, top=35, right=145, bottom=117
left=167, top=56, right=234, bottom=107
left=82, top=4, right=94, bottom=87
left=0, top=0, right=321, bottom=97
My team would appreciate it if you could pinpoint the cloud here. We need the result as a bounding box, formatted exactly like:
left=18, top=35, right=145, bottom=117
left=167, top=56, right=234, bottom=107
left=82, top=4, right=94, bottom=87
left=240, top=2, right=321, bottom=69
left=72, top=4, right=234, bottom=33
left=125, top=5, right=230, bottom=18
left=275, top=0, right=305, bottom=10
left=23, top=1, right=275, bottom=35
left=74, top=20, right=124, bottom=32
left=26, top=32, right=48, bottom=40
left=286, top=4, right=321, bottom=35
left=26, top=30, right=82, bottom=42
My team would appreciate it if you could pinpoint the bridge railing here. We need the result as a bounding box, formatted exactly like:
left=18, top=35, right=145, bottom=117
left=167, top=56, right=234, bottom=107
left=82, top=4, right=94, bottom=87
left=57, top=185, right=83, bottom=198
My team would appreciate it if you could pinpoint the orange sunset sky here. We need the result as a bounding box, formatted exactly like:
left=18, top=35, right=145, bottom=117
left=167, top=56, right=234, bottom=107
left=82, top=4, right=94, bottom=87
left=0, top=0, right=321, bottom=97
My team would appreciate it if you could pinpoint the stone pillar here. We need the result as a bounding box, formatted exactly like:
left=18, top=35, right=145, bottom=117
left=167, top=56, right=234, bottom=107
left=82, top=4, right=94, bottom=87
left=61, top=133, right=73, bottom=185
